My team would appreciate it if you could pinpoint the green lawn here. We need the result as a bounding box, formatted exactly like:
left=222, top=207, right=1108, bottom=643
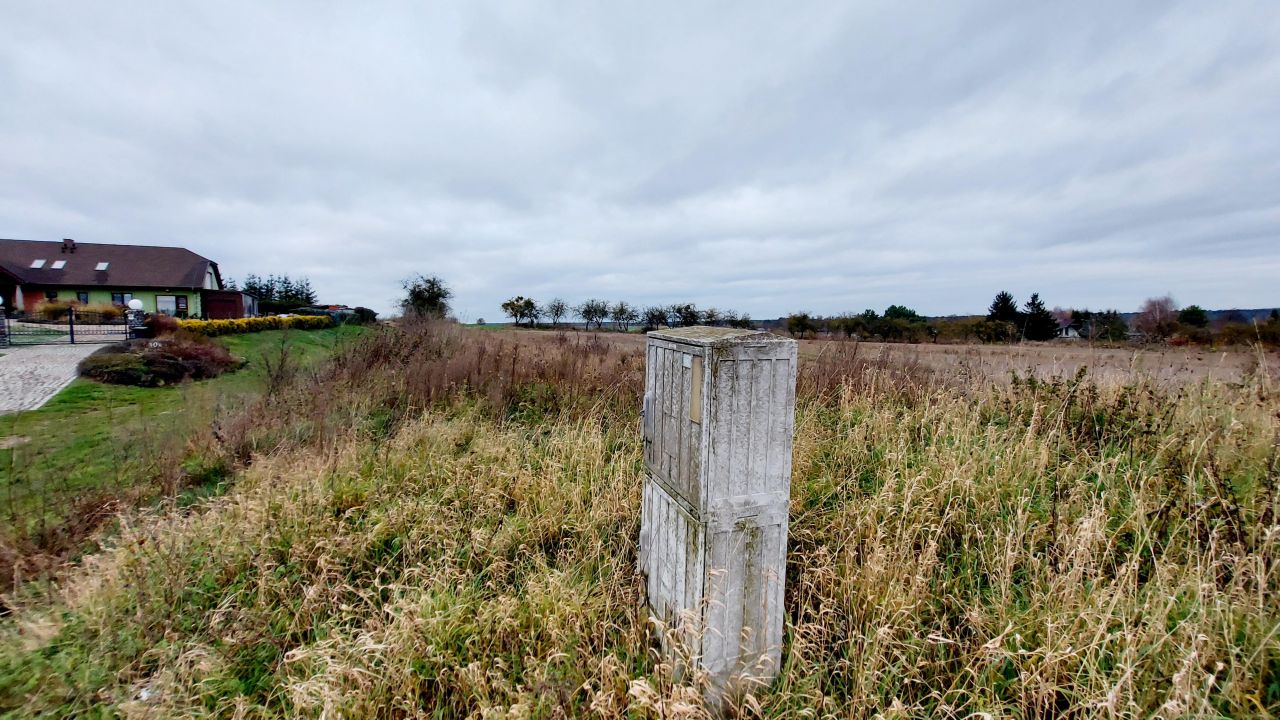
left=461, top=322, right=514, bottom=331
left=0, top=325, right=366, bottom=541
left=3, top=327, right=69, bottom=345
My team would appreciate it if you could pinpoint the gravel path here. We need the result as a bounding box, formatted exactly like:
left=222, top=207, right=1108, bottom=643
left=0, top=344, right=103, bottom=414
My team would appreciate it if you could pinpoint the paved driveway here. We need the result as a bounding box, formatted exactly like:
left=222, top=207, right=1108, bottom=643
left=0, top=344, right=103, bottom=414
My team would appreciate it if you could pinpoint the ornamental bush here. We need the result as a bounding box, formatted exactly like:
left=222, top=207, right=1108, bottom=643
left=78, top=303, right=124, bottom=320
left=177, top=315, right=333, bottom=337
left=79, top=337, right=244, bottom=387
left=33, top=300, right=72, bottom=320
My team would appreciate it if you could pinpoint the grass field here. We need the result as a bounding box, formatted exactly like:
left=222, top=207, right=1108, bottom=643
left=0, top=323, right=1276, bottom=717
left=499, top=326, right=1278, bottom=386
left=1, top=324, right=69, bottom=345
left=0, top=326, right=367, bottom=588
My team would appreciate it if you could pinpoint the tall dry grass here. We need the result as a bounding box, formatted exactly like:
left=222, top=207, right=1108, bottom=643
left=0, top=322, right=1276, bottom=717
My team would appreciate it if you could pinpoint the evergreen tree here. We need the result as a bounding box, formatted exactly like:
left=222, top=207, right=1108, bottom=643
left=1022, top=293, right=1058, bottom=341
left=884, top=304, right=921, bottom=322
left=1178, top=304, right=1209, bottom=328
left=242, top=274, right=266, bottom=300
left=1094, top=309, right=1129, bottom=342
left=277, top=276, right=296, bottom=304
left=1071, top=309, right=1095, bottom=338
left=236, top=273, right=317, bottom=311
left=987, top=291, right=1020, bottom=323
left=299, top=278, right=317, bottom=305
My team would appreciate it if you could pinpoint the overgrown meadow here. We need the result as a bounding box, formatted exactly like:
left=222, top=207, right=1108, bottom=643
left=1, top=321, right=1277, bottom=718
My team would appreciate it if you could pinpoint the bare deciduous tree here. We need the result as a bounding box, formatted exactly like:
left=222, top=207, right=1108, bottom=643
left=610, top=301, right=638, bottom=332
left=545, top=298, right=568, bottom=328
left=1134, top=295, right=1178, bottom=340
left=642, top=306, right=668, bottom=331
left=576, top=299, right=609, bottom=331
left=668, top=303, right=699, bottom=327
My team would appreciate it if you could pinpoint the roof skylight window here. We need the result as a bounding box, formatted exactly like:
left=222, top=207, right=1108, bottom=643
left=95, top=262, right=110, bottom=271
left=51, top=260, right=66, bottom=269
left=30, top=259, right=46, bottom=268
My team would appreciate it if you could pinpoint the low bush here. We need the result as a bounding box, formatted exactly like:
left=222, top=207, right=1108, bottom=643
left=1218, top=319, right=1280, bottom=347
left=79, top=336, right=243, bottom=387
left=144, top=313, right=181, bottom=336
left=178, top=315, right=333, bottom=337
left=28, top=301, right=125, bottom=322
left=77, top=303, right=124, bottom=320
left=76, top=351, right=150, bottom=386
left=32, top=300, right=71, bottom=321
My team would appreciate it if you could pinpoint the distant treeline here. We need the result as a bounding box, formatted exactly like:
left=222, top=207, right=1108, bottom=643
left=496, top=297, right=754, bottom=331
left=780, top=292, right=1280, bottom=346
left=420, top=278, right=1276, bottom=347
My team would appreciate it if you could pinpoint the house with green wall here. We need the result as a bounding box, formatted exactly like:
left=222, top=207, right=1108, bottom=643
left=0, top=238, right=227, bottom=318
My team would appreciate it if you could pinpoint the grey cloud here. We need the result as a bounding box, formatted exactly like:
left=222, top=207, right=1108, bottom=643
left=1, top=1, right=1277, bottom=320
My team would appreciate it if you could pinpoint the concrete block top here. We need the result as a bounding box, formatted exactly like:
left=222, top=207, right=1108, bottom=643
left=646, top=326, right=790, bottom=347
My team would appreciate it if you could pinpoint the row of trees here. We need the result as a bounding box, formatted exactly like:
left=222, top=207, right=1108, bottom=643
left=985, top=291, right=1060, bottom=341
left=786, top=292, right=1149, bottom=344
left=986, top=292, right=1268, bottom=343
left=402, top=275, right=1278, bottom=347
left=501, top=297, right=755, bottom=331
left=1127, top=295, right=1280, bottom=345
left=228, top=274, right=319, bottom=314
left=786, top=305, right=932, bottom=341
left=230, top=274, right=318, bottom=306
left=785, top=291, right=1279, bottom=346
left=398, top=276, right=755, bottom=333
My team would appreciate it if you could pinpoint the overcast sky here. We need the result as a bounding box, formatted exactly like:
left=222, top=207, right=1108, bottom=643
left=2, top=2, right=1277, bottom=320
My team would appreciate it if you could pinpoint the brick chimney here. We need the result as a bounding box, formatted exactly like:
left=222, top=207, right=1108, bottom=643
left=62, top=238, right=76, bottom=253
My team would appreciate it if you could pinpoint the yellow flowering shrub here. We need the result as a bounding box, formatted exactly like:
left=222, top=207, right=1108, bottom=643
left=178, top=314, right=334, bottom=336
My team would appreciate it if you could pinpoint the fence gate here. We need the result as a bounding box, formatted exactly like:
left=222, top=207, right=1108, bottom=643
left=1, top=309, right=131, bottom=346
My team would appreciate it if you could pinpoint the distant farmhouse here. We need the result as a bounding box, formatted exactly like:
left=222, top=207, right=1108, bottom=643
left=0, top=238, right=256, bottom=319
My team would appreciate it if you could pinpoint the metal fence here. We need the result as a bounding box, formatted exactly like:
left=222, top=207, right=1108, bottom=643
left=1, top=308, right=132, bottom=346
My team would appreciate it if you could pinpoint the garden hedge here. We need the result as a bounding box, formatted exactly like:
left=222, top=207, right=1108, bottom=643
left=178, top=315, right=333, bottom=337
